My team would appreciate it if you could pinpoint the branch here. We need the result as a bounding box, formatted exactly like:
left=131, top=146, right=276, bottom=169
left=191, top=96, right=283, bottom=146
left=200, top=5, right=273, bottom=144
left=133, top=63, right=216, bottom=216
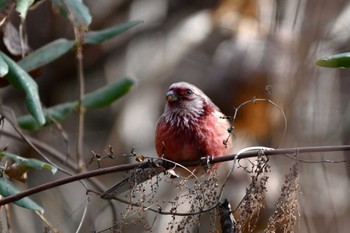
left=74, top=27, right=86, bottom=171
left=211, top=145, right=350, bottom=163
left=0, top=145, right=349, bottom=206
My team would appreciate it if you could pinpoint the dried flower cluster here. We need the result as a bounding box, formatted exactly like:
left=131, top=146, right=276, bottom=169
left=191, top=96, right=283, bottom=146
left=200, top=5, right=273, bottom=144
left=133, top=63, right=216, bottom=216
left=236, top=154, right=271, bottom=232
left=168, top=172, right=220, bottom=232
left=264, top=162, right=300, bottom=233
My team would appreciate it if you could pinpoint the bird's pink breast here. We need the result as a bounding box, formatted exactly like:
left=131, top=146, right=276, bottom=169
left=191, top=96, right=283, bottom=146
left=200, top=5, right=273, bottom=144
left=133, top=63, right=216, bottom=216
left=155, top=113, right=232, bottom=162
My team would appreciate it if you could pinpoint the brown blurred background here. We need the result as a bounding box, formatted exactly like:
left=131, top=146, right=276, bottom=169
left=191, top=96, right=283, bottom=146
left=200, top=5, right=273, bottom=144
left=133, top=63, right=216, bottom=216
left=2, top=0, right=350, bottom=232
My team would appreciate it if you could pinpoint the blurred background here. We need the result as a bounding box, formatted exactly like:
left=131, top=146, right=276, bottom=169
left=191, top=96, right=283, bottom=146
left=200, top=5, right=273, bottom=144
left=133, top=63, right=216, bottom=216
left=1, top=0, right=350, bottom=232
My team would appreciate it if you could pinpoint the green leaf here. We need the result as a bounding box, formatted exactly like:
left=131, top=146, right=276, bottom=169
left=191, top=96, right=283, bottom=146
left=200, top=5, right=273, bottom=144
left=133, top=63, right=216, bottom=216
left=18, top=39, right=74, bottom=72
left=51, top=0, right=67, bottom=18
left=0, top=52, right=45, bottom=125
left=17, top=102, right=77, bottom=130
left=0, top=177, right=44, bottom=214
left=82, top=77, right=134, bottom=108
left=15, top=0, right=34, bottom=19
left=0, top=151, right=57, bottom=174
left=51, top=0, right=91, bottom=27
left=16, top=21, right=142, bottom=72
left=316, top=52, right=350, bottom=68
left=17, top=21, right=142, bottom=72
left=17, top=78, right=134, bottom=130
left=0, top=55, right=9, bottom=77
left=85, top=20, right=143, bottom=45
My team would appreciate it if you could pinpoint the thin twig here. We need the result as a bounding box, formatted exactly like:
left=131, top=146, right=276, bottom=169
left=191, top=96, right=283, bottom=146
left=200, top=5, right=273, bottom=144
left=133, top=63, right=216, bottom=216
left=0, top=106, right=74, bottom=177
left=0, top=130, right=77, bottom=170
left=231, top=98, right=287, bottom=143
left=35, top=211, right=58, bottom=233
left=75, top=196, right=89, bottom=233
left=0, top=129, right=108, bottom=192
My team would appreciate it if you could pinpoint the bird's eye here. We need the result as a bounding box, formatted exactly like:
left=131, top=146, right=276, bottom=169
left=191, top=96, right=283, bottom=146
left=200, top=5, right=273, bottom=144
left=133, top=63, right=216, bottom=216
left=185, top=89, right=193, bottom=95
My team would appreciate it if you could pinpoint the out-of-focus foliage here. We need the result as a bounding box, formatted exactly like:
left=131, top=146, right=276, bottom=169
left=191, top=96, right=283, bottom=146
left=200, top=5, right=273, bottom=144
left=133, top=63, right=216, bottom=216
left=0, top=0, right=140, bottom=125
left=82, top=76, right=134, bottom=108
left=0, top=54, right=9, bottom=77
left=0, top=177, right=44, bottom=214
left=17, top=76, right=134, bottom=130
left=0, top=0, right=139, bottom=230
left=0, top=151, right=57, bottom=174
left=15, top=0, right=34, bottom=19
left=316, top=52, right=350, bottom=68
left=18, top=39, right=75, bottom=72
left=51, top=0, right=91, bottom=26
left=0, top=52, right=45, bottom=125
left=0, top=151, right=57, bottom=214
left=85, top=21, right=143, bottom=45
left=17, top=102, right=77, bottom=130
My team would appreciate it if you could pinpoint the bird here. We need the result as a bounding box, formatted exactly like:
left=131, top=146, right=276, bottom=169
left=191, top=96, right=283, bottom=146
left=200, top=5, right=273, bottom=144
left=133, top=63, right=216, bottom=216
left=155, top=81, right=233, bottom=174
left=101, top=82, right=233, bottom=198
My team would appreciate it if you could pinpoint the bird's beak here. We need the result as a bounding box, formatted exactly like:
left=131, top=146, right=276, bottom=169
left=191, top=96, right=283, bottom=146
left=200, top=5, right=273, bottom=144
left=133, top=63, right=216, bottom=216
left=166, top=90, right=179, bottom=102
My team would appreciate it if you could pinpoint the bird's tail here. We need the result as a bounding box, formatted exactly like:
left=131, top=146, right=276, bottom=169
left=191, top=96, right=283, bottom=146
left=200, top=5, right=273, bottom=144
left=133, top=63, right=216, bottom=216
left=101, top=166, right=165, bottom=199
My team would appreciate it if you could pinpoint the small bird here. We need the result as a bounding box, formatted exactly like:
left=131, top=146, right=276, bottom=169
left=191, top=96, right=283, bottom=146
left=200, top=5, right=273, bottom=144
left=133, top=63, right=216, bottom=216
left=101, top=82, right=232, bottom=198
left=155, top=82, right=233, bottom=172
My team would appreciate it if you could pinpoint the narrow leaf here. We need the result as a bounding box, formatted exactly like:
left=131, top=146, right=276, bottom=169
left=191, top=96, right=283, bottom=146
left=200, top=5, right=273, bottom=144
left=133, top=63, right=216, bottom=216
left=51, top=0, right=91, bottom=27
left=17, top=102, right=77, bottom=130
left=51, top=0, right=67, bottom=18
left=316, top=52, right=350, bottom=68
left=17, top=21, right=142, bottom=72
left=62, top=0, right=91, bottom=26
left=82, top=77, right=134, bottom=108
left=18, top=39, right=74, bottom=72
left=0, top=177, right=44, bottom=214
left=15, top=0, right=34, bottom=19
left=0, top=52, right=45, bottom=125
left=85, top=20, right=143, bottom=45
left=3, top=22, right=23, bottom=56
left=0, top=55, right=9, bottom=77
left=17, top=78, right=134, bottom=130
left=0, top=151, right=57, bottom=174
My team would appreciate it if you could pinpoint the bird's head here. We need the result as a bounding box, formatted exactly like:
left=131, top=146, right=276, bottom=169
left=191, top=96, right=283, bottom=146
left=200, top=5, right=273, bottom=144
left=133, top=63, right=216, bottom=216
left=164, top=82, right=217, bottom=119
